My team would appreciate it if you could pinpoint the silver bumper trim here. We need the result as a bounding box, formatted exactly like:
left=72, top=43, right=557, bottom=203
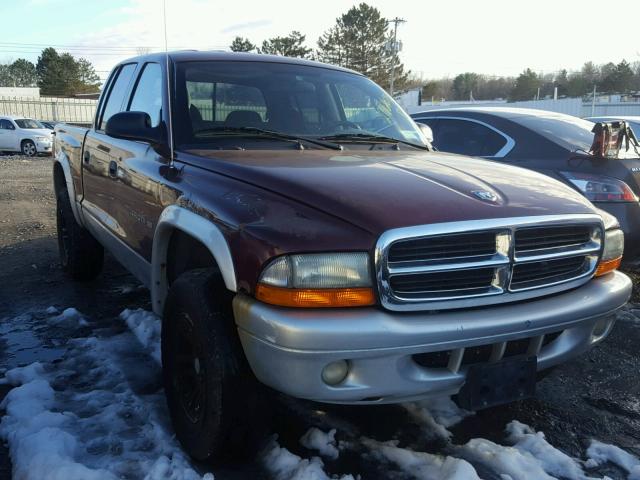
left=233, top=271, right=631, bottom=404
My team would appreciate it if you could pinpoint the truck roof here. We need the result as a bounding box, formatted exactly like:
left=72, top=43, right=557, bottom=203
left=115, top=50, right=361, bottom=76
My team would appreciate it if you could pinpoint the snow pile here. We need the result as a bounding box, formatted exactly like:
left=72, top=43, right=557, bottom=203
left=48, top=307, right=89, bottom=327
left=0, top=310, right=212, bottom=480
left=587, top=440, right=640, bottom=479
left=300, top=427, right=340, bottom=459
left=363, top=437, right=480, bottom=480
left=403, top=395, right=472, bottom=440
left=505, top=420, right=586, bottom=479
left=263, top=438, right=354, bottom=480
left=119, top=308, right=162, bottom=364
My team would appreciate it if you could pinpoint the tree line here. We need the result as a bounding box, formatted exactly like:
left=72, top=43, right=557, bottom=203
left=417, top=60, right=640, bottom=103
left=230, top=3, right=408, bottom=92
left=0, top=47, right=101, bottom=96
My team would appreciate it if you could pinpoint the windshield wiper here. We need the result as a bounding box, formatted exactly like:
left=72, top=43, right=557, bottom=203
left=319, top=133, right=428, bottom=150
left=194, top=126, right=343, bottom=150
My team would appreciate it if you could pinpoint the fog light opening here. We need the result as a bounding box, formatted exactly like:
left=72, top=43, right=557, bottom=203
left=321, top=360, right=349, bottom=386
left=592, top=318, right=613, bottom=340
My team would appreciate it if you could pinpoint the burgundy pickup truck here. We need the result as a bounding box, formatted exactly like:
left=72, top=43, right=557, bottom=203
left=53, top=51, right=631, bottom=460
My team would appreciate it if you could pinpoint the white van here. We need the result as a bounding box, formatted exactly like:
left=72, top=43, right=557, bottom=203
left=0, top=115, right=53, bottom=156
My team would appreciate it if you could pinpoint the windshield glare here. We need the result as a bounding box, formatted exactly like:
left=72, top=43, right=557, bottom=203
left=15, top=119, right=42, bottom=129
left=174, top=61, right=426, bottom=149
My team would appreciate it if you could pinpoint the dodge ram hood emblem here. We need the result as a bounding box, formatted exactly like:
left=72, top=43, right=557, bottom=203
left=472, top=190, right=499, bottom=202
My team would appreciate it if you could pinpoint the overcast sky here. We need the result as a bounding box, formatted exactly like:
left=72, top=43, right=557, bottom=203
left=3, top=0, right=640, bottom=83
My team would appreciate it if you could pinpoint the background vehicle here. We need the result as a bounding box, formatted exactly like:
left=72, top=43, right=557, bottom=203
left=585, top=115, right=640, bottom=138
left=38, top=120, right=57, bottom=130
left=54, top=52, right=630, bottom=461
left=0, top=115, right=53, bottom=156
left=411, top=107, right=640, bottom=264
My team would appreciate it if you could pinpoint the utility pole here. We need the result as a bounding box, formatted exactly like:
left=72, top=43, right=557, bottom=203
left=387, top=17, right=406, bottom=96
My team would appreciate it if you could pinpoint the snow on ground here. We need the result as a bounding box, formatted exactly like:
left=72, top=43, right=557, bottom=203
left=0, top=307, right=213, bottom=480
left=119, top=309, right=162, bottom=365
left=2, top=305, right=640, bottom=480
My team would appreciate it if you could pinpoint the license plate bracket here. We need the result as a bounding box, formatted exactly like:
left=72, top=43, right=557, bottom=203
left=457, top=356, right=537, bottom=411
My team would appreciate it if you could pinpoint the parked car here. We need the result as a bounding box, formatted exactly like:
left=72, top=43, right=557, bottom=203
left=585, top=115, right=640, bottom=138
left=0, top=115, right=53, bottom=156
left=411, top=107, right=640, bottom=264
left=38, top=120, right=57, bottom=130
left=54, top=52, right=630, bottom=460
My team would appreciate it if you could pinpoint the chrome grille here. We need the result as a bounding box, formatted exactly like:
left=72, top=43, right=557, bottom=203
left=376, top=215, right=603, bottom=311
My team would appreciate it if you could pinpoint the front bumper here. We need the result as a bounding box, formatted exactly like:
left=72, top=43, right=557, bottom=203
left=36, top=140, right=52, bottom=153
left=233, top=271, right=631, bottom=404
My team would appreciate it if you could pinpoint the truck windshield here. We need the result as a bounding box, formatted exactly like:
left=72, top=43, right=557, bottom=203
left=174, top=61, right=426, bottom=149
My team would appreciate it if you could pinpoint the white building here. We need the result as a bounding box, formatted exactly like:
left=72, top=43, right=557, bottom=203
left=0, top=87, right=40, bottom=98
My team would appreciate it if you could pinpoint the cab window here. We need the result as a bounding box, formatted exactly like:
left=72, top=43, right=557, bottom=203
left=99, top=63, right=137, bottom=131
left=128, top=63, right=163, bottom=127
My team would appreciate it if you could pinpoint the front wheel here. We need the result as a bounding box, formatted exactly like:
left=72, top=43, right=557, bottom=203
left=21, top=140, right=37, bottom=156
left=162, top=269, right=265, bottom=461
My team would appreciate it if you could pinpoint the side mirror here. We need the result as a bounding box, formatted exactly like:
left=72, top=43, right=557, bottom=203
left=106, top=111, right=164, bottom=145
left=416, top=122, right=434, bottom=143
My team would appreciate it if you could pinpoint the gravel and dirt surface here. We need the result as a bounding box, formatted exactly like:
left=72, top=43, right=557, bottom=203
left=1, top=155, right=640, bottom=479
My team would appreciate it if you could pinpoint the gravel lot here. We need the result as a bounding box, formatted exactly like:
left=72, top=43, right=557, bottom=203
left=1, top=155, right=640, bottom=479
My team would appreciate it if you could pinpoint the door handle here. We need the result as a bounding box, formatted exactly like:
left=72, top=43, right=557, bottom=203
left=83, top=151, right=91, bottom=163
left=108, top=160, right=118, bottom=178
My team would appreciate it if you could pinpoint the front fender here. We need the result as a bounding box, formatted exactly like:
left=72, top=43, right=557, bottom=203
left=151, top=205, right=237, bottom=316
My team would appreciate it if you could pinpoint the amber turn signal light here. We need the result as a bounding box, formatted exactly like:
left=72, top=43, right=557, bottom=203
left=256, top=284, right=376, bottom=308
left=594, top=256, right=622, bottom=277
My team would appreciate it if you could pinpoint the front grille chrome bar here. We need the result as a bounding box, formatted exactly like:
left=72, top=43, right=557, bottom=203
left=375, top=214, right=604, bottom=312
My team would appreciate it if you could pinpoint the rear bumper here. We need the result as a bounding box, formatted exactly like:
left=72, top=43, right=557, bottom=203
left=233, top=271, right=631, bottom=404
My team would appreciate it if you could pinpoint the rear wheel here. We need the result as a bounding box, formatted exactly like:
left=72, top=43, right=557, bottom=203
left=56, top=188, right=104, bottom=280
left=21, top=140, right=37, bottom=156
left=162, top=269, right=265, bottom=461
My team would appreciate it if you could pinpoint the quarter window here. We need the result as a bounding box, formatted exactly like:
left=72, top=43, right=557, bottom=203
left=128, top=63, right=163, bottom=127
left=99, top=63, right=136, bottom=131
left=431, top=118, right=507, bottom=157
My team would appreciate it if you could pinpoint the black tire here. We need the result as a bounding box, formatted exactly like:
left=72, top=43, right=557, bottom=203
left=56, top=188, right=104, bottom=280
left=21, top=139, right=37, bottom=156
left=162, top=269, right=265, bottom=462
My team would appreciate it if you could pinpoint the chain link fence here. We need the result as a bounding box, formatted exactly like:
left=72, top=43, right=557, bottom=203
left=0, top=96, right=97, bottom=125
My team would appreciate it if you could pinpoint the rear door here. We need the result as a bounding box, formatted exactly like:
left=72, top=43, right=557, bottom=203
left=81, top=63, right=138, bottom=237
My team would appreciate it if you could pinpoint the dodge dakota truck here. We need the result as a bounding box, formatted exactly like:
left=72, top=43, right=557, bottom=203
left=53, top=51, right=632, bottom=460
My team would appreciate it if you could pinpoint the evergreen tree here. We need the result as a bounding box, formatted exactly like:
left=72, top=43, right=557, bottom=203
left=316, top=3, right=408, bottom=91
left=260, top=31, right=311, bottom=58
left=8, top=59, right=37, bottom=87
left=36, top=48, right=100, bottom=96
left=452, top=72, right=481, bottom=100
left=0, top=64, right=11, bottom=87
left=509, top=68, right=541, bottom=101
left=230, top=37, right=257, bottom=53
left=76, top=58, right=101, bottom=93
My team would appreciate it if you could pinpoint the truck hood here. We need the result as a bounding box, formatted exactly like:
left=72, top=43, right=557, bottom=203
left=185, top=149, right=597, bottom=234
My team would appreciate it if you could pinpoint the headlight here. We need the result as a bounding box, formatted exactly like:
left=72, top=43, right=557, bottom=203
left=561, top=171, right=638, bottom=202
left=256, top=252, right=375, bottom=307
left=595, top=229, right=624, bottom=277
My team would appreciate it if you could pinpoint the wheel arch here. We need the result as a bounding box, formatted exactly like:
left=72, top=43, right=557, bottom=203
left=152, top=205, right=237, bottom=316
left=53, top=153, right=84, bottom=226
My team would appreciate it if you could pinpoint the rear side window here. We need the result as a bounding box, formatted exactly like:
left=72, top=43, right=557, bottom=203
left=186, top=81, right=267, bottom=125
left=128, top=63, right=163, bottom=127
left=0, top=119, right=14, bottom=130
left=432, top=118, right=507, bottom=157
left=99, top=63, right=136, bottom=131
